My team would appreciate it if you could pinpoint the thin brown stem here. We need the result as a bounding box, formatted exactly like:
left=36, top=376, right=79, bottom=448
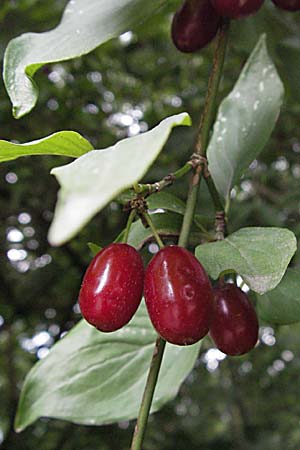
left=179, top=20, right=230, bottom=248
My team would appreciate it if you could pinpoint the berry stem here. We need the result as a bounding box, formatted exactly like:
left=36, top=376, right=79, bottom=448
left=142, top=211, right=165, bottom=249
left=123, top=210, right=136, bottom=243
left=179, top=20, right=230, bottom=248
left=129, top=19, right=230, bottom=450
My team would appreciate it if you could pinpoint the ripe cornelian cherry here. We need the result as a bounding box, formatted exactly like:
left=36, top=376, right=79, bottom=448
left=271, top=0, right=300, bottom=10
left=171, top=0, right=221, bottom=53
left=144, top=246, right=214, bottom=345
left=210, top=283, right=259, bottom=356
left=79, top=243, right=144, bottom=332
left=210, top=0, right=264, bottom=19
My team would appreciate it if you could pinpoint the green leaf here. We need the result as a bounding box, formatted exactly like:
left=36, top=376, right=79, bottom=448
left=257, top=268, right=300, bottom=325
left=4, top=0, right=167, bottom=118
left=195, top=227, right=296, bottom=294
left=0, top=131, right=93, bottom=163
left=48, top=113, right=191, bottom=246
left=147, top=191, right=186, bottom=215
left=15, top=303, right=200, bottom=431
left=87, top=242, right=102, bottom=256
left=207, top=34, right=284, bottom=203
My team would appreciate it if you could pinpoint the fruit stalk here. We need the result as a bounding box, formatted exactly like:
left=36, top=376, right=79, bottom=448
left=142, top=211, right=165, bottom=249
left=179, top=20, right=230, bottom=248
left=123, top=209, right=136, bottom=243
left=130, top=20, right=230, bottom=450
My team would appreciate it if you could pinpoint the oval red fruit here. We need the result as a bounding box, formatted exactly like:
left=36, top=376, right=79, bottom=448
left=171, top=0, right=221, bottom=53
left=144, top=246, right=214, bottom=345
left=271, top=0, right=300, bottom=10
left=210, top=0, right=264, bottom=19
left=79, top=243, right=144, bottom=332
left=210, top=284, right=259, bottom=356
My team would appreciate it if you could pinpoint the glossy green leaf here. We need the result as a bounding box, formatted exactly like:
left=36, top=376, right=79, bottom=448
left=0, top=131, right=93, bottom=162
left=195, top=227, right=296, bottom=294
left=3, top=0, right=167, bottom=118
left=257, top=269, right=300, bottom=325
left=15, top=304, right=200, bottom=431
left=48, top=113, right=191, bottom=246
left=207, top=35, right=284, bottom=203
left=147, top=191, right=186, bottom=215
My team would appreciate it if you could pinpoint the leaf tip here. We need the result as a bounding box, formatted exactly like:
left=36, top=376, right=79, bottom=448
left=12, top=106, right=22, bottom=119
left=14, top=410, right=26, bottom=433
left=47, top=230, right=63, bottom=247
left=87, top=242, right=102, bottom=256
left=12, top=103, right=32, bottom=120
left=181, top=112, right=192, bottom=126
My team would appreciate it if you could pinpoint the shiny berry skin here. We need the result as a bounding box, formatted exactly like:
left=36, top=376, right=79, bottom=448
left=271, top=0, right=300, bottom=10
left=171, top=0, right=222, bottom=53
left=144, top=246, right=214, bottom=345
left=210, top=0, right=264, bottom=18
left=79, top=243, right=144, bottom=332
left=210, top=284, right=259, bottom=356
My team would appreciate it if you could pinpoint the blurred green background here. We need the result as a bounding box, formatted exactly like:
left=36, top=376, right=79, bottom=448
left=0, top=1, right=300, bottom=449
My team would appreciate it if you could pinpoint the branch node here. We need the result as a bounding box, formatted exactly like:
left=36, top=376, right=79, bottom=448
left=124, top=196, right=149, bottom=227
left=215, top=210, right=226, bottom=240
left=188, top=154, right=210, bottom=178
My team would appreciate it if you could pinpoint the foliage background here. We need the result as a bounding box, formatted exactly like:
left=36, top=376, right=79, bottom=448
left=0, top=1, right=300, bottom=449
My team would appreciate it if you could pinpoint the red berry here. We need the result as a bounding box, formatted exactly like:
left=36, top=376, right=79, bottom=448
left=271, top=0, right=300, bottom=10
left=171, top=0, right=221, bottom=53
left=210, top=284, right=259, bottom=356
left=79, top=243, right=144, bottom=332
left=210, top=0, right=264, bottom=18
left=144, top=246, right=214, bottom=345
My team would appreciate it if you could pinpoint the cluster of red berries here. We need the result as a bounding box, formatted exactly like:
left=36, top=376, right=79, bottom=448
left=79, top=243, right=259, bottom=356
left=171, top=0, right=300, bottom=53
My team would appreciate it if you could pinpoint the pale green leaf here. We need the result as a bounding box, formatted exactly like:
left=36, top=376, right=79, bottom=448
left=207, top=35, right=284, bottom=203
left=48, top=113, right=191, bottom=246
left=0, top=131, right=93, bottom=162
left=15, top=303, right=200, bottom=431
left=3, top=0, right=167, bottom=118
left=195, top=227, right=296, bottom=294
left=257, top=268, right=300, bottom=325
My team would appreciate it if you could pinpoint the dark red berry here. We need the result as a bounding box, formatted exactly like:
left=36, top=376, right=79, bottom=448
left=210, top=284, right=259, bottom=356
left=79, top=243, right=144, bottom=332
left=210, top=0, right=264, bottom=18
left=144, top=246, right=214, bottom=345
left=171, top=0, right=221, bottom=53
left=271, top=0, right=300, bottom=10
